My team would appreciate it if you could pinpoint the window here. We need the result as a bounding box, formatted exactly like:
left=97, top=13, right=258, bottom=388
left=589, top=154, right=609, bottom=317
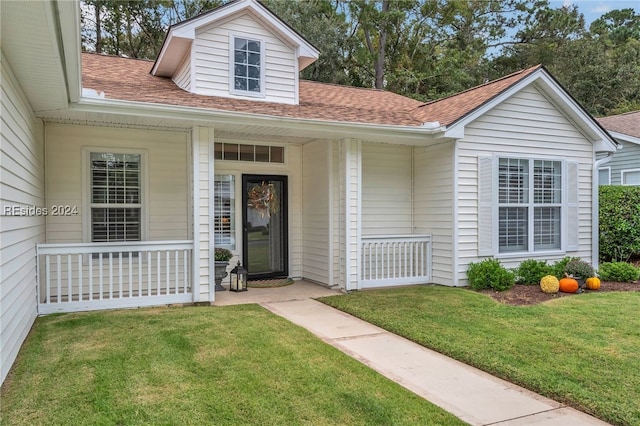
left=90, top=152, right=141, bottom=242
left=232, top=37, right=262, bottom=94
left=214, top=175, right=235, bottom=249
left=598, top=167, right=611, bottom=185
left=622, top=169, right=640, bottom=185
left=214, top=143, right=284, bottom=163
left=496, top=158, right=562, bottom=253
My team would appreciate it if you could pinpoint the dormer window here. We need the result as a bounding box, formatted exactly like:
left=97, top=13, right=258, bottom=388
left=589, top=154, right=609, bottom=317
left=231, top=35, right=264, bottom=96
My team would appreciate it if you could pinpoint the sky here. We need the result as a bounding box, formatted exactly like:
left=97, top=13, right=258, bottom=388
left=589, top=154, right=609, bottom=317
left=550, top=0, right=640, bottom=25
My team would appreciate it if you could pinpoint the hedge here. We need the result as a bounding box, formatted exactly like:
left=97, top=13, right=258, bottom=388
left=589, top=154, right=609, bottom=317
left=599, top=186, right=640, bottom=262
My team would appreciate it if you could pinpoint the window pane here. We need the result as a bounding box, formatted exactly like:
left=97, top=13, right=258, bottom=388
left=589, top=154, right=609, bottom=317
left=214, top=175, right=235, bottom=249
left=499, top=207, right=528, bottom=253
left=255, top=145, right=270, bottom=162
left=270, top=146, right=284, bottom=163
left=498, top=158, right=528, bottom=204
left=247, top=40, right=260, bottom=52
left=534, top=160, right=561, bottom=204
left=534, top=207, right=561, bottom=250
left=234, top=50, right=247, bottom=64
left=223, top=144, right=239, bottom=161
left=234, top=78, right=247, bottom=91
left=248, top=65, right=260, bottom=79
left=598, top=168, right=610, bottom=185
left=92, top=208, right=141, bottom=242
left=234, top=38, right=247, bottom=50
left=248, top=52, right=260, bottom=65
left=239, top=144, right=254, bottom=161
left=235, top=64, right=247, bottom=77
left=248, top=79, right=260, bottom=92
left=214, top=143, right=223, bottom=160
left=623, top=170, right=640, bottom=185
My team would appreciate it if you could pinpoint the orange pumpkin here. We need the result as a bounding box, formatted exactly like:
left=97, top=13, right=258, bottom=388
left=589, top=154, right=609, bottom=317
left=586, top=277, right=601, bottom=290
left=559, top=277, right=579, bottom=293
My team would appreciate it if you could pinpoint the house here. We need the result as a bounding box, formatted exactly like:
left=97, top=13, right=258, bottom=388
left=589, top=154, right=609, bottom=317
left=596, top=111, right=640, bottom=185
left=0, top=0, right=617, bottom=384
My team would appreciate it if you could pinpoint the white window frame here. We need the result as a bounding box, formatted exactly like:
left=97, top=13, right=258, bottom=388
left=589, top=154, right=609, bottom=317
left=598, top=167, right=611, bottom=186
left=229, top=32, right=265, bottom=98
left=621, top=168, right=640, bottom=186
left=82, top=147, right=149, bottom=243
left=496, top=157, right=563, bottom=255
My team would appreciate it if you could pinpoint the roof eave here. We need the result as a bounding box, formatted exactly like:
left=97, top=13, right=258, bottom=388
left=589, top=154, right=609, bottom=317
left=54, top=97, right=444, bottom=143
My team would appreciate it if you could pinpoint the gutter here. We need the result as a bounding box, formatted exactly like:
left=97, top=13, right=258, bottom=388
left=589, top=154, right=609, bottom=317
left=63, top=97, right=446, bottom=141
left=592, top=151, right=616, bottom=269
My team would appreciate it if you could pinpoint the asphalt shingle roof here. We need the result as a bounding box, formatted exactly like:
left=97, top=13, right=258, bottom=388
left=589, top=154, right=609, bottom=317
left=81, top=53, right=541, bottom=128
left=597, top=111, right=640, bottom=139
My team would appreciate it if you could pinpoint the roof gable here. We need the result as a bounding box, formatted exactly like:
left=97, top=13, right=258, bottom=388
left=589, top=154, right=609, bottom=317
left=151, top=0, right=318, bottom=77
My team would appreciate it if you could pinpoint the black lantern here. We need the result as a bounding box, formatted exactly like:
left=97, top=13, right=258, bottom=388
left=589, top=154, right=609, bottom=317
left=229, top=261, right=248, bottom=292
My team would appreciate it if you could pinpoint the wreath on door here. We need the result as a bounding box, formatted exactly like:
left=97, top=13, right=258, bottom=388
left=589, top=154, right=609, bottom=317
left=247, top=181, right=279, bottom=218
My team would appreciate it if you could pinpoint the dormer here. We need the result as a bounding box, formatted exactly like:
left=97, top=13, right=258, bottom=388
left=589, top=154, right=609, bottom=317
left=151, top=0, right=319, bottom=105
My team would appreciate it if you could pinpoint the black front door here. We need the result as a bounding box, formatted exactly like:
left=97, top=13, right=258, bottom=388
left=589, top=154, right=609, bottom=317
left=242, top=175, right=288, bottom=279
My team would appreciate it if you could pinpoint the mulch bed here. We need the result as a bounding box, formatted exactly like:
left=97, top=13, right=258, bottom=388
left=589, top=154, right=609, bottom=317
left=480, top=281, right=640, bottom=306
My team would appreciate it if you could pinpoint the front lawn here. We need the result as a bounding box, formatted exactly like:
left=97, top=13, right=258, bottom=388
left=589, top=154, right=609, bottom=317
left=0, top=304, right=464, bottom=426
left=319, top=286, right=640, bottom=426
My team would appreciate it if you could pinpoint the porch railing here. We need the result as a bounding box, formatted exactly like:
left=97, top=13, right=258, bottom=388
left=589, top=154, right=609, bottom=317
left=36, top=240, right=193, bottom=314
left=361, top=235, right=432, bottom=288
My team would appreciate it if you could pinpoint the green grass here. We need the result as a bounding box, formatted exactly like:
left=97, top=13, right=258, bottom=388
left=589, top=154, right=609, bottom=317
left=319, top=286, right=640, bottom=426
left=0, top=304, right=464, bottom=426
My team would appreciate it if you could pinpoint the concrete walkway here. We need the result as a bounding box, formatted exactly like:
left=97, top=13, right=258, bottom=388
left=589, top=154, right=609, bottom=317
left=261, top=298, right=609, bottom=426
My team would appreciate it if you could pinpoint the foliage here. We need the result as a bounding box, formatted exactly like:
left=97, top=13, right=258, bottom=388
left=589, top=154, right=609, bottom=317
left=214, top=247, right=232, bottom=261
left=467, top=258, right=515, bottom=291
left=79, top=1, right=640, bottom=116
left=599, top=186, right=640, bottom=262
left=564, top=259, right=595, bottom=279
left=598, top=262, right=640, bottom=283
left=549, top=256, right=580, bottom=280
left=0, top=306, right=464, bottom=425
left=319, top=287, right=640, bottom=425
left=515, top=259, right=552, bottom=285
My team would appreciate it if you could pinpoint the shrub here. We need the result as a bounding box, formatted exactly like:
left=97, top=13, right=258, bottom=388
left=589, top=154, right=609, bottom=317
left=598, top=262, right=640, bottom=283
left=214, top=248, right=233, bottom=261
left=600, top=186, right=640, bottom=262
left=515, top=259, right=551, bottom=285
left=564, top=259, right=595, bottom=279
left=550, top=257, right=580, bottom=280
left=467, top=258, right=515, bottom=291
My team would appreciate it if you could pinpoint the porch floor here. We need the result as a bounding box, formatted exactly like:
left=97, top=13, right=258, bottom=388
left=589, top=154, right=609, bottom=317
left=213, top=279, right=342, bottom=306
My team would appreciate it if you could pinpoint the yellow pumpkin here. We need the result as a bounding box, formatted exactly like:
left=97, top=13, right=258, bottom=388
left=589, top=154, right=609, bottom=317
left=540, top=275, right=559, bottom=294
left=559, top=277, right=579, bottom=293
left=586, top=277, right=601, bottom=290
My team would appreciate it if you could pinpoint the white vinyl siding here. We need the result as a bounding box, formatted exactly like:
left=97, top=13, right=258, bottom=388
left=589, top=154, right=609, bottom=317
left=44, top=124, right=189, bottom=245
left=302, top=140, right=331, bottom=284
left=1, top=55, right=44, bottom=384
left=606, top=142, right=640, bottom=185
left=458, top=84, right=593, bottom=283
left=413, top=143, right=454, bottom=285
left=194, top=13, right=297, bottom=104
left=361, top=143, right=412, bottom=235
left=173, top=52, right=191, bottom=92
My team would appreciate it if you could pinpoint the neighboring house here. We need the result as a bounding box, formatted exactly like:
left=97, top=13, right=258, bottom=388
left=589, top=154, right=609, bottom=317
left=0, top=0, right=617, bottom=384
left=597, top=111, right=640, bottom=185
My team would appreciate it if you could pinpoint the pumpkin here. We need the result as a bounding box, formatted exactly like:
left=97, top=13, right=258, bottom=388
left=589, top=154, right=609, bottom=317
left=540, top=275, right=559, bottom=294
left=586, top=277, right=601, bottom=290
left=559, top=277, right=579, bottom=293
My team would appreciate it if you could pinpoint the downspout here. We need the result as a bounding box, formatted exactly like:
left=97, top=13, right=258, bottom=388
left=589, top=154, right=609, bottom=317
left=592, top=151, right=615, bottom=269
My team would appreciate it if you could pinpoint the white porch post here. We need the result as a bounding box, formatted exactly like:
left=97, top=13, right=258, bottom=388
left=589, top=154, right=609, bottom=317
left=192, top=126, right=216, bottom=303
left=339, top=138, right=362, bottom=291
